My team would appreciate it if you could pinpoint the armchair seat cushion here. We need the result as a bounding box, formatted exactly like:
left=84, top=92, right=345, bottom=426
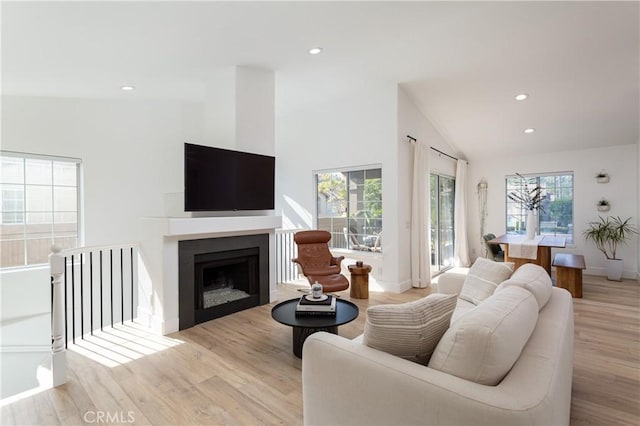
left=307, top=273, right=349, bottom=292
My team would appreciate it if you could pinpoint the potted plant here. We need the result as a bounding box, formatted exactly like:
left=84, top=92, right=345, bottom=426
left=583, top=216, right=638, bottom=281
left=597, top=198, right=610, bottom=212
left=596, top=171, right=610, bottom=183
left=508, top=173, right=547, bottom=239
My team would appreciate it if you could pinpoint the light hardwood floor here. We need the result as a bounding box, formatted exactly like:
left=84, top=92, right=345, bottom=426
left=1, top=275, right=638, bottom=425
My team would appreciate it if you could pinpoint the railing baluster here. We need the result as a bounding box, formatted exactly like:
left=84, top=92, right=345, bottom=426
left=90, top=252, right=93, bottom=335
left=291, top=232, right=295, bottom=280
left=285, top=233, right=290, bottom=281
left=110, top=250, right=114, bottom=327
left=64, top=256, right=68, bottom=349
left=284, top=232, right=288, bottom=282
left=277, top=233, right=282, bottom=283
left=80, top=253, right=84, bottom=340
left=71, top=254, right=75, bottom=344
left=288, top=232, right=293, bottom=281
left=120, top=248, right=124, bottom=324
left=100, top=250, right=103, bottom=331
left=130, top=247, right=134, bottom=322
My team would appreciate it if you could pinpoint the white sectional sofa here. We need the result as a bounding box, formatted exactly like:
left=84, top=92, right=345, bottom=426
left=302, top=263, right=574, bottom=426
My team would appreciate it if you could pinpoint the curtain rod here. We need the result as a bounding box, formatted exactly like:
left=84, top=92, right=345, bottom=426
left=406, top=134, right=460, bottom=162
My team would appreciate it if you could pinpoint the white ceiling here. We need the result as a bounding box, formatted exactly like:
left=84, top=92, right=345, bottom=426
left=2, top=1, right=638, bottom=159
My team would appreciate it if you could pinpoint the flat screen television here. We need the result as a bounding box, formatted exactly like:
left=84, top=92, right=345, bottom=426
left=184, top=143, right=275, bottom=211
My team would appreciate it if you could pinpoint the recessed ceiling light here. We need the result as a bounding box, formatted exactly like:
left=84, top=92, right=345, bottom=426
left=515, top=93, right=528, bottom=101
left=308, top=47, right=323, bottom=55
left=120, top=85, right=135, bottom=91
left=524, top=128, right=535, bottom=134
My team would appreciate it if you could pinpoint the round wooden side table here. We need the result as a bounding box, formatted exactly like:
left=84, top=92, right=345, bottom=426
left=348, top=263, right=371, bottom=299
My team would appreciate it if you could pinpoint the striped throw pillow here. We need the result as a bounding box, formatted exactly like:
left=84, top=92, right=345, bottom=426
left=363, top=293, right=458, bottom=365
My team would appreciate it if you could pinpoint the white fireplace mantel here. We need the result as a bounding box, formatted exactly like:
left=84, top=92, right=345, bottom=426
left=161, top=215, right=282, bottom=237
left=137, top=215, right=282, bottom=335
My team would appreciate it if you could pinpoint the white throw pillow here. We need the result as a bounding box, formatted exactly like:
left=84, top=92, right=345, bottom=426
left=496, top=263, right=552, bottom=311
left=428, top=286, right=538, bottom=386
left=459, top=257, right=514, bottom=305
left=363, top=293, right=457, bottom=365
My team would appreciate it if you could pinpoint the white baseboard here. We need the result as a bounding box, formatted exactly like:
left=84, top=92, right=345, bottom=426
left=376, top=279, right=412, bottom=294
left=136, top=306, right=178, bottom=335
left=584, top=267, right=638, bottom=280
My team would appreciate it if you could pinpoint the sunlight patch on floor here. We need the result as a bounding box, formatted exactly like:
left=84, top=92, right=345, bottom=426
left=67, top=321, right=183, bottom=368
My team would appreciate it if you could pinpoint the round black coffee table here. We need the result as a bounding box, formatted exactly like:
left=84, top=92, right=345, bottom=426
left=271, top=298, right=359, bottom=358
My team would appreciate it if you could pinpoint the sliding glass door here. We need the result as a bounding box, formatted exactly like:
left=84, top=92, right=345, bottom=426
left=430, top=174, right=455, bottom=273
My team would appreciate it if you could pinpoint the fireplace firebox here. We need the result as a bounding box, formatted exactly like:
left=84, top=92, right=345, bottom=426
left=179, top=234, right=269, bottom=330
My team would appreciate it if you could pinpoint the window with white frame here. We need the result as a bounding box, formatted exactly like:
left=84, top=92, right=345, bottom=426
left=505, top=172, right=574, bottom=244
left=0, top=152, right=82, bottom=268
left=316, top=167, right=382, bottom=253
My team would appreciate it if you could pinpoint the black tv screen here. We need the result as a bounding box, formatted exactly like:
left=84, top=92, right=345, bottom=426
left=184, top=143, right=275, bottom=211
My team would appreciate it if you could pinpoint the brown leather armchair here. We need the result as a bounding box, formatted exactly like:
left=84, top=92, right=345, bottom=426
left=292, top=230, right=349, bottom=292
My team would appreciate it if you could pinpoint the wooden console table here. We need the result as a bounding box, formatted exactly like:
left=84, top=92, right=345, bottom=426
left=487, top=234, right=566, bottom=275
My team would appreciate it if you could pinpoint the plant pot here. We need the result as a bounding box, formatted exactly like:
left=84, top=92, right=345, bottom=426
left=597, top=205, right=610, bottom=212
left=596, top=176, right=609, bottom=183
left=606, top=259, right=623, bottom=281
left=526, top=210, right=536, bottom=240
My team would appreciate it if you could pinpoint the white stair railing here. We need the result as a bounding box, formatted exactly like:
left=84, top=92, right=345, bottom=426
left=48, top=242, right=138, bottom=387
left=276, top=229, right=302, bottom=283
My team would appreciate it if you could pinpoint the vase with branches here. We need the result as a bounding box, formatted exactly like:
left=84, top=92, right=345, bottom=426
left=507, top=173, right=547, bottom=212
left=508, top=173, right=547, bottom=239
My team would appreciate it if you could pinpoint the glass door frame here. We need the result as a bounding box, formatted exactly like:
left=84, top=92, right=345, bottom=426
left=430, top=173, right=455, bottom=274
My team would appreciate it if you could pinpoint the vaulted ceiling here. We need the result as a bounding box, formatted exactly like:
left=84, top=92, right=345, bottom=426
left=2, top=1, right=638, bottom=159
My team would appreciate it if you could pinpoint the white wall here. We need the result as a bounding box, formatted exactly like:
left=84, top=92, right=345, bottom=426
left=276, top=84, right=402, bottom=290
left=1, top=95, right=204, bottom=323
left=235, top=67, right=275, bottom=156
left=0, top=267, right=49, bottom=322
left=203, top=66, right=275, bottom=156
left=275, top=84, right=458, bottom=291
left=2, top=95, right=204, bottom=247
left=467, top=144, right=639, bottom=279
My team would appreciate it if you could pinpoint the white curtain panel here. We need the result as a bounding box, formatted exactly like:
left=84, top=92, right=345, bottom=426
left=477, top=179, right=488, bottom=257
left=453, top=159, right=471, bottom=266
left=411, top=141, right=431, bottom=288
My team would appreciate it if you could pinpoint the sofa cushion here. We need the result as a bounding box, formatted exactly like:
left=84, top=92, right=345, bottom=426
left=459, top=257, right=514, bottom=305
left=451, top=297, right=475, bottom=323
left=428, top=286, right=538, bottom=385
left=363, top=293, right=457, bottom=365
left=496, top=263, right=552, bottom=311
